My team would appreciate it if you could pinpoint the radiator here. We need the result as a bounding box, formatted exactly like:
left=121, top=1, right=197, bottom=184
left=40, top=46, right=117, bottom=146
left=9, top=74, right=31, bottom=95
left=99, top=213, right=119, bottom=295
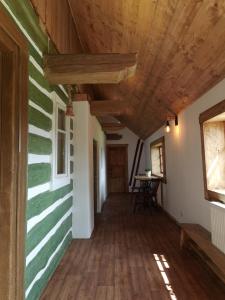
left=210, top=202, right=225, bottom=254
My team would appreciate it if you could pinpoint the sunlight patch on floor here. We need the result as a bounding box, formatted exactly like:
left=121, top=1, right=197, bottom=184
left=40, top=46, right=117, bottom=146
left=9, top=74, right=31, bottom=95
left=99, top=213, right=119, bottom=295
left=153, top=254, right=177, bottom=300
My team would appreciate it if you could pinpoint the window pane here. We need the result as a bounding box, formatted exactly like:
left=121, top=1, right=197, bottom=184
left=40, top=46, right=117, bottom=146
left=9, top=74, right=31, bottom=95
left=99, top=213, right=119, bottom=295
left=58, top=108, right=65, bottom=130
left=57, top=132, right=66, bottom=174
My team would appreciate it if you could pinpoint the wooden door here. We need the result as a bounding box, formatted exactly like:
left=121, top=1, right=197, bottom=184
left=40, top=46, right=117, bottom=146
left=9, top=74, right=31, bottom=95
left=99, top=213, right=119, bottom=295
left=0, top=7, right=28, bottom=300
left=107, top=145, right=128, bottom=193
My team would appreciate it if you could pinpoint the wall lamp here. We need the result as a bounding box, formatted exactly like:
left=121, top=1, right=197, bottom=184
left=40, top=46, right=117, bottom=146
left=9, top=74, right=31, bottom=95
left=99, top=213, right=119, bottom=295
left=66, top=85, right=75, bottom=117
left=165, top=115, right=178, bottom=133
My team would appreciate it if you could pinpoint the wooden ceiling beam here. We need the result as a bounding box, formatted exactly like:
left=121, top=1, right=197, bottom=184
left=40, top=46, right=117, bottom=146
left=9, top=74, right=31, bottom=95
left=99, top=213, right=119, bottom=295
left=101, top=123, right=125, bottom=131
left=44, top=53, right=137, bottom=84
left=90, top=100, right=132, bottom=117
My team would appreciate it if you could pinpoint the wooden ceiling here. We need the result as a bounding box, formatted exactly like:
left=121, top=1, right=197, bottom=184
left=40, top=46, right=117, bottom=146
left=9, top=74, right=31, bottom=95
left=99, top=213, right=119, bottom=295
left=66, top=0, right=225, bottom=138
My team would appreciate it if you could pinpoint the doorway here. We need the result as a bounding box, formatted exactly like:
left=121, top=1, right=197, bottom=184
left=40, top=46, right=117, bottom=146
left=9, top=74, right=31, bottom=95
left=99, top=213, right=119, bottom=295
left=0, top=7, right=28, bottom=300
left=93, top=140, right=98, bottom=216
left=107, top=144, right=128, bottom=193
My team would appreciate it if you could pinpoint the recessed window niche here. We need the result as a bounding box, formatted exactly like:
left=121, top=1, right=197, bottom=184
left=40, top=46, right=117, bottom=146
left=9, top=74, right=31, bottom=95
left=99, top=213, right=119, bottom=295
left=200, top=100, right=225, bottom=203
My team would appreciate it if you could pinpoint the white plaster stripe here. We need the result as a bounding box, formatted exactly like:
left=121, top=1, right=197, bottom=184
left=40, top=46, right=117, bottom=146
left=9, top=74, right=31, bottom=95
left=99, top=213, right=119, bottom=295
left=28, top=154, right=51, bottom=165
left=29, top=125, right=52, bottom=139
left=59, top=84, right=68, bottom=97
left=0, top=0, right=42, bottom=57
left=29, top=76, right=51, bottom=98
left=29, top=100, right=52, bottom=119
left=29, top=55, right=44, bottom=75
left=28, top=182, right=50, bottom=200
left=27, top=191, right=73, bottom=232
left=26, top=209, right=72, bottom=267
left=25, top=229, right=72, bottom=298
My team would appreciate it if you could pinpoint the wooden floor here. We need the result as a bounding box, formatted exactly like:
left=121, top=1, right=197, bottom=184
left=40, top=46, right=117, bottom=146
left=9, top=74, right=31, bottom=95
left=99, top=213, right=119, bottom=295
left=41, top=193, right=225, bottom=300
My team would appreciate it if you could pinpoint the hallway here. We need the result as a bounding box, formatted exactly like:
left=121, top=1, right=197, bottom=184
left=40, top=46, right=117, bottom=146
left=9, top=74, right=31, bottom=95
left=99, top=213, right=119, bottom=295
left=41, top=194, right=225, bottom=300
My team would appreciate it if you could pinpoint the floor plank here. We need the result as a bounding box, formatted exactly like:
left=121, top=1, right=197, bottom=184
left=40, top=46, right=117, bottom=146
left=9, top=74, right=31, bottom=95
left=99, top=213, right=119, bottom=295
left=41, top=193, right=225, bottom=300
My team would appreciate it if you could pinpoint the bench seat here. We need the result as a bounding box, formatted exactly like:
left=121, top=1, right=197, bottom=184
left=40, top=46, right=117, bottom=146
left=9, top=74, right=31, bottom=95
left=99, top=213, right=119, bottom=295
left=180, top=223, right=225, bottom=285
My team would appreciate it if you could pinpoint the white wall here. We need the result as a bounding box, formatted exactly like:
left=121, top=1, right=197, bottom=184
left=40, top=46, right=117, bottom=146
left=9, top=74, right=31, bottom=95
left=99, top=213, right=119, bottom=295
left=145, top=78, right=225, bottom=232
left=107, top=128, right=145, bottom=190
left=72, top=101, right=107, bottom=238
left=90, top=116, right=107, bottom=212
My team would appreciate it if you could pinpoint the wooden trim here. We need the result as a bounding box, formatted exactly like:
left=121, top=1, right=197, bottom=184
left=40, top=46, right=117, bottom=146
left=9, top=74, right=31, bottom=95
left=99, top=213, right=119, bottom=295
left=132, top=141, right=144, bottom=189
left=199, top=99, right=225, bottom=124
left=0, top=6, right=28, bottom=300
left=129, top=138, right=140, bottom=186
left=150, top=136, right=167, bottom=184
left=199, top=99, right=225, bottom=204
left=106, top=144, right=129, bottom=193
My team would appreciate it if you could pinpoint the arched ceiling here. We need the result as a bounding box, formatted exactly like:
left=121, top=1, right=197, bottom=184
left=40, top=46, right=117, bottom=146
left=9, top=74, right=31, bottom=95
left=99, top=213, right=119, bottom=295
left=69, top=0, right=225, bottom=138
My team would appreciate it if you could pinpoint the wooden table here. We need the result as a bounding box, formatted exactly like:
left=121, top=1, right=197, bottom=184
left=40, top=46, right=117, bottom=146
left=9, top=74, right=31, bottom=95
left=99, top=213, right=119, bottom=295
left=134, top=175, right=163, bottom=207
left=134, top=175, right=160, bottom=181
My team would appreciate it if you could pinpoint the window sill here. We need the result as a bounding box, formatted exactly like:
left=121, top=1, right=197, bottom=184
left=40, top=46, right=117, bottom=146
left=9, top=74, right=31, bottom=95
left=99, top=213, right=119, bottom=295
left=152, top=173, right=167, bottom=184
left=207, top=189, right=225, bottom=204
left=51, top=175, right=70, bottom=191
left=210, top=201, right=225, bottom=211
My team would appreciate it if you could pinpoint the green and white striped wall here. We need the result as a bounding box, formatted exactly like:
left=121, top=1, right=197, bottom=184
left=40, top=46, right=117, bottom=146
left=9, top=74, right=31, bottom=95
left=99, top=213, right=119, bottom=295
left=0, top=1, right=74, bottom=299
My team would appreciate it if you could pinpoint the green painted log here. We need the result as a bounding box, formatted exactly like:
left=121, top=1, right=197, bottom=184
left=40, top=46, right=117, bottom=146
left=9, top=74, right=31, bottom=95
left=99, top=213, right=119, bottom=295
left=28, top=134, right=52, bottom=155
left=29, top=44, right=42, bottom=67
left=29, top=62, right=51, bottom=92
left=52, top=86, right=68, bottom=104
left=29, top=82, right=53, bottom=114
left=28, top=163, right=51, bottom=188
left=25, top=216, right=72, bottom=288
left=1, top=0, right=47, bottom=51
left=70, top=162, right=74, bottom=174
left=26, top=198, right=72, bottom=255
left=29, top=106, right=52, bottom=132
left=26, top=181, right=73, bottom=220
left=26, top=233, right=72, bottom=300
left=70, top=144, right=74, bottom=156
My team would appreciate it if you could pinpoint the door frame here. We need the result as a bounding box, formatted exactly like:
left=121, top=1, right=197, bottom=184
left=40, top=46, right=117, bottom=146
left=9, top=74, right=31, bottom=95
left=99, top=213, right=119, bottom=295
left=0, top=6, right=28, bottom=300
left=106, top=144, right=128, bottom=193
left=93, top=139, right=99, bottom=215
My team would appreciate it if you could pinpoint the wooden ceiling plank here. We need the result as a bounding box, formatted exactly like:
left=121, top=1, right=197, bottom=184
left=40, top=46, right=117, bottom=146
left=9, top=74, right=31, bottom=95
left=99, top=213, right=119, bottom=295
left=101, top=123, right=125, bottom=131
left=69, top=0, right=225, bottom=138
left=90, top=100, right=133, bottom=117
left=44, top=53, right=137, bottom=84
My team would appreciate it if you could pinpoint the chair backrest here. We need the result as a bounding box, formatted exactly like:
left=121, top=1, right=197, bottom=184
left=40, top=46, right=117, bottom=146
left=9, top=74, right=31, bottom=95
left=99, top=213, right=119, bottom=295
left=150, top=179, right=160, bottom=195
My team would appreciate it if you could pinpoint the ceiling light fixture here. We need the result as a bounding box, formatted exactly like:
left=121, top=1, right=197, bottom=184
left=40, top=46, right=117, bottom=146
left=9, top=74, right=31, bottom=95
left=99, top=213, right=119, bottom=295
left=165, top=115, right=178, bottom=133
left=65, top=85, right=75, bottom=117
left=165, top=120, right=170, bottom=133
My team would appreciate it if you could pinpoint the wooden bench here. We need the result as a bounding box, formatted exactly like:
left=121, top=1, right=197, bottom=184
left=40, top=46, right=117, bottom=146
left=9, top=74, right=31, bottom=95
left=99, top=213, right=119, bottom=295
left=180, top=223, right=225, bottom=285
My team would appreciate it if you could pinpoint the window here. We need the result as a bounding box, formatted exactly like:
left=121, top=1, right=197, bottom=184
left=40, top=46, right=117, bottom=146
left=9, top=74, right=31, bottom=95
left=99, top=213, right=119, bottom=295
left=150, top=136, right=166, bottom=182
left=57, top=108, right=67, bottom=175
left=51, top=94, right=70, bottom=190
left=200, top=99, right=225, bottom=203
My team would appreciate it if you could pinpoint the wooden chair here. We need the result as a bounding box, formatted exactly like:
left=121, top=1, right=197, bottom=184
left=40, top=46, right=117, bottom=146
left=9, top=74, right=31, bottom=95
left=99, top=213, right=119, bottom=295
left=133, top=179, right=160, bottom=213
left=148, top=179, right=160, bottom=207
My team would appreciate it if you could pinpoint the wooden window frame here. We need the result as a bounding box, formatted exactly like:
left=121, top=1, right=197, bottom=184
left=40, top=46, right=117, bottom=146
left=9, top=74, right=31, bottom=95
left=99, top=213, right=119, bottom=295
left=56, top=106, right=67, bottom=176
left=51, top=95, right=70, bottom=190
left=159, top=145, right=163, bottom=174
left=199, top=99, right=225, bottom=203
left=150, top=136, right=167, bottom=183
left=0, top=7, right=28, bottom=300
